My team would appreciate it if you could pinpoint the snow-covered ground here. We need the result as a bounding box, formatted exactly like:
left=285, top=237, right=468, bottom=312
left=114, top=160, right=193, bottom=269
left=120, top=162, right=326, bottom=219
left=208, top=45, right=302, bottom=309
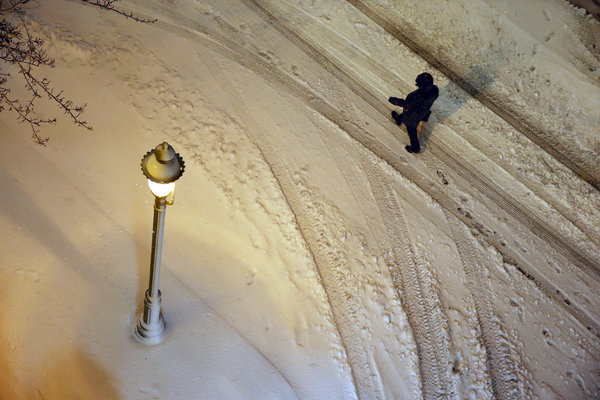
left=1, top=0, right=598, bottom=399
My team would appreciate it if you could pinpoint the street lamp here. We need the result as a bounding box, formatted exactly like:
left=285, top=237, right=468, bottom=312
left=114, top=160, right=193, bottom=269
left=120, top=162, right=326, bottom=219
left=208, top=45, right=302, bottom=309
left=134, top=141, right=185, bottom=345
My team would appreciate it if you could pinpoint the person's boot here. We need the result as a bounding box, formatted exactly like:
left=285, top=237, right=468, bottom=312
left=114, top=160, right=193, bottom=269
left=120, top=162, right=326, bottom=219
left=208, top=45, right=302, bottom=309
left=405, top=145, right=420, bottom=153
left=392, top=110, right=403, bottom=125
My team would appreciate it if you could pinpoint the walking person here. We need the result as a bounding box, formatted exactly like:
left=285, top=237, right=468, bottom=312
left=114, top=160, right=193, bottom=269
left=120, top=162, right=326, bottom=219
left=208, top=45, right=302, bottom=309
left=389, top=72, right=439, bottom=153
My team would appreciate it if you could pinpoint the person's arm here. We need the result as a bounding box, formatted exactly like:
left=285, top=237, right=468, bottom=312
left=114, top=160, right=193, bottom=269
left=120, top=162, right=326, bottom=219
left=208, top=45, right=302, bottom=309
left=388, top=97, right=406, bottom=107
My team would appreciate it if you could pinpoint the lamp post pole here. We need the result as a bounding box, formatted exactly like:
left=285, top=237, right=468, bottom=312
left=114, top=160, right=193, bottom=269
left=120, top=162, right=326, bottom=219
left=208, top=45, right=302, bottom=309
left=148, top=196, right=167, bottom=300
left=134, top=197, right=167, bottom=345
left=134, top=142, right=184, bottom=345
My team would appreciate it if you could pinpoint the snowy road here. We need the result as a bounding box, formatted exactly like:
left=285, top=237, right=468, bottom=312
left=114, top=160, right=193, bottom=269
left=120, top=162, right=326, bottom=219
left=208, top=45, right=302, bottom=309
left=1, top=0, right=599, bottom=398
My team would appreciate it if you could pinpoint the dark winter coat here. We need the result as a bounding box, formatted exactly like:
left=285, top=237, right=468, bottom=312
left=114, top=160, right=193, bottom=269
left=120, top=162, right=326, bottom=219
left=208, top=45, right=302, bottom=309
left=389, top=85, right=439, bottom=127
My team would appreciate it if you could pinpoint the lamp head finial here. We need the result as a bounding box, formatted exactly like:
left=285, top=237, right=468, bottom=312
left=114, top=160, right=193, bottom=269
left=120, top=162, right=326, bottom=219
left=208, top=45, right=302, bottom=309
left=141, top=141, right=185, bottom=184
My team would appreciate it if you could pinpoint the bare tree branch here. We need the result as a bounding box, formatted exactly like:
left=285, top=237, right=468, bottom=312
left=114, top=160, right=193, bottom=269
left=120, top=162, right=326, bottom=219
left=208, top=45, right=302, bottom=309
left=0, top=0, right=154, bottom=145
left=81, top=0, right=157, bottom=23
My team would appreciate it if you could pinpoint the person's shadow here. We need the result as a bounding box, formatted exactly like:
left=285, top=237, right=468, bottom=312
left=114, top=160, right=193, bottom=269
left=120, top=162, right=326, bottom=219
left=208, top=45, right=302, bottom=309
left=418, top=47, right=504, bottom=149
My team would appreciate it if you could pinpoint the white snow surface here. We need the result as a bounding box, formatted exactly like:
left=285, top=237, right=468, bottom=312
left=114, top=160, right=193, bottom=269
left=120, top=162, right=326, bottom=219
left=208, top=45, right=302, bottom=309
left=1, top=0, right=599, bottom=399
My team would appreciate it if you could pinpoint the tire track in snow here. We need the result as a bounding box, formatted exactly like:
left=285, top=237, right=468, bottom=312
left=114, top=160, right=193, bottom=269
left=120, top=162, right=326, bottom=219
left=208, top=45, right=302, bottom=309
left=312, top=111, right=427, bottom=399
left=443, top=210, right=520, bottom=399
left=287, top=172, right=386, bottom=400
left=237, top=0, right=600, bottom=283
left=359, top=154, right=455, bottom=399
left=196, top=57, right=364, bottom=400
left=346, top=0, right=600, bottom=191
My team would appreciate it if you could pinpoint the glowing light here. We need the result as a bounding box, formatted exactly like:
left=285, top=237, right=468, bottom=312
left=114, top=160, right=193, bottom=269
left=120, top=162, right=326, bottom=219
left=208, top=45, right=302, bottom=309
left=148, top=180, right=175, bottom=198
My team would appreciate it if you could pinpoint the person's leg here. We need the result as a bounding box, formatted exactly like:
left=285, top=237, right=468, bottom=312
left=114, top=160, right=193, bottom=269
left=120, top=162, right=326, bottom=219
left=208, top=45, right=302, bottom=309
left=406, top=125, right=420, bottom=153
left=392, top=110, right=404, bottom=125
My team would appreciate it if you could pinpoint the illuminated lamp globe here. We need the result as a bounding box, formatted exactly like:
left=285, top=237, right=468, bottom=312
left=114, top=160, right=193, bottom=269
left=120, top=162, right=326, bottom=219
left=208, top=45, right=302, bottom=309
left=141, top=142, right=185, bottom=198
left=147, top=180, right=175, bottom=198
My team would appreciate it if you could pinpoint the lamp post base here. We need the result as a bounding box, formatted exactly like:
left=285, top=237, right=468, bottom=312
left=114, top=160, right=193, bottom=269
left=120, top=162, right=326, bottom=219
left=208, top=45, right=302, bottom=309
left=134, top=290, right=166, bottom=345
